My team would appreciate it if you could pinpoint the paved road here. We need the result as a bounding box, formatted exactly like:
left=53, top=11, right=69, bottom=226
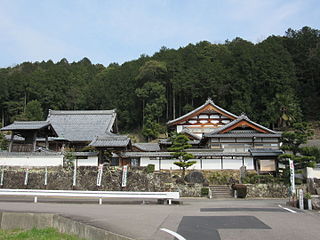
left=0, top=197, right=319, bottom=240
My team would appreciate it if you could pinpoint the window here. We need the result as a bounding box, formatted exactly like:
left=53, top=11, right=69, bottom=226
left=211, top=143, right=221, bottom=149
left=259, top=160, right=276, bottom=171
left=131, top=158, right=140, bottom=167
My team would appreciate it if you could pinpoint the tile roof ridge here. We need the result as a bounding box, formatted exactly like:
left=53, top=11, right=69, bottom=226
left=49, top=109, right=116, bottom=115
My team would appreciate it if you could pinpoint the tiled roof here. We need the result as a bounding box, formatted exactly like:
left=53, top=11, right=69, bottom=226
left=47, top=110, right=117, bottom=142
left=1, top=121, right=50, bottom=131
left=122, top=151, right=250, bottom=158
left=159, top=139, right=201, bottom=145
left=89, top=133, right=130, bottom=148
left=204, top=133, right=282, bottom=138
left=180, top=128, right=202, bottom=140
left=0, top=152, right=62, bottom=157
left=4, top=135, right=25, bottom=141
left=133, top=143, right=160, bottom=152
left=249, top=148, right=283, bottom=156
left=204, top=114, right=280, bottom=136
left=167, top=98, right=238, bottom=126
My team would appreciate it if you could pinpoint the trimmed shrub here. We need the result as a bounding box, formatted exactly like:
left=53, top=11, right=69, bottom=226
left=146, top=164, right=155, bottom=174
left=201, top=187, right=209, bottom=196
left=209, top=171, right=233, bottom=185
left=242, top=173, right=281, bottom=184
left=232, top=184, right=247, bottom=198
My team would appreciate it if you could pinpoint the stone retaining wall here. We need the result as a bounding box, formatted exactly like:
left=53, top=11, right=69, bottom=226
left=0, top=167, right=293, bottom=198
left=0, top=167, right=201, bottom=197
left=246, top=184, right=289, bottom=198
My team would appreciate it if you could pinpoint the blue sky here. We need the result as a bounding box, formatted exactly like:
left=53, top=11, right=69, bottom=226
left=0, top=0, right=319, bottom=67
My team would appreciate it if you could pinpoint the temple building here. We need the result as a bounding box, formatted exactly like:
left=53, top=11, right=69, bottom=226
left=0, top=110, right=130, bottom=166
left=126, top=99, right=283, bottom=173
left=1, top=99, right=282, bottom=173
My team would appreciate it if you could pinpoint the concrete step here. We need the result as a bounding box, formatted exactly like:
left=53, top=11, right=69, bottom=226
left=210, top=185, right=233, bottom=198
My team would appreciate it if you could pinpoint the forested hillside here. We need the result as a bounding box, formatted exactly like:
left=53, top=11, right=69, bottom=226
left=0, top=26, right=319, bottom=139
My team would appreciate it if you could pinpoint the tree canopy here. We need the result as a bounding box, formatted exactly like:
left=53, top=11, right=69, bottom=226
left=0, top=26, right=319, bottom=140
left=168, top=134, right=196, bottom=177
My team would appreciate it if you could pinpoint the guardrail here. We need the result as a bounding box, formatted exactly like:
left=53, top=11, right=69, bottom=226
left=0, top=189, right=180, bottom=205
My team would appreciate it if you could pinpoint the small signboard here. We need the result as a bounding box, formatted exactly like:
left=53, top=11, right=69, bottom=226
left=289, top=159, right=295, bottom=195
left=299, top=189, right=304, bottom=209
left=122, top=165, right=128, bottom=187
left=96, top=164, right=103, bottom=186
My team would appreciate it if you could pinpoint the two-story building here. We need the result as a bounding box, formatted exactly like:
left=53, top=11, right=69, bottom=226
left=123, top=99, right=282, bottom=173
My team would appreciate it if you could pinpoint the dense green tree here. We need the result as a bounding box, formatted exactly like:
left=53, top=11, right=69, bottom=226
left=0, top=132, right=8, bottom=150
left=0, top=26, right=319, bottom=134
left=168, top=134, right=196, bottom=177
left=281, top=122, right=314, bottom=155
left=25, top=100, right=44, bottom=121
left=284, top=27, right=320, bottom=119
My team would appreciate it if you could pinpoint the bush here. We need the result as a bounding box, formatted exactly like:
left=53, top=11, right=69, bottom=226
left=209, top=171, right=233, bottom=185
left=232, top=184, right=247, bottom=198
left=201, top=187, right=209, bottom=196
left=146, top=164, right=155, bottom=173
left=242, top=173, right=281, bottom=184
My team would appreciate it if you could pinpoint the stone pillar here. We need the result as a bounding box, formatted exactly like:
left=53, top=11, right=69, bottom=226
left=45, top=134, right=49, bottom=150
left=32, top=131, right=37, bottom=151
left=8, top=132, right=14, bottom=152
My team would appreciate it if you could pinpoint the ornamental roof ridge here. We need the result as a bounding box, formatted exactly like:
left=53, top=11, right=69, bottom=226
left=204, top=114, right=279, bottom=136
left=167, top=99, right=238, bottom=126
left=48, top=109, right=116, bottom=116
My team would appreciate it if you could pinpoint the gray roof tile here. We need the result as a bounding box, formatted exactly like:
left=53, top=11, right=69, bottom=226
left=1, top=121, right=50, bottom=131
left=47, top=110, right=116, bottom=142
left=204, top=114, right=281, bottom=136
left=133, top=143, right=160, bottom=152
left=249, top=148, right=283, bottom=156
left=89, top=133, right=130, bottom=147
left=122, top=151, right=250, bottom=158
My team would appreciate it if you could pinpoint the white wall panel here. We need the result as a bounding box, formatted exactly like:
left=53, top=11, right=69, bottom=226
left=0, top=155, right=63, bottom=167
left=223, top=158, right=242, bottom=169
left=202, top=159, right=221, bottom=170
left=244, top=157, right=254, bottom=170
left=76, top=156, right=98, bottom=166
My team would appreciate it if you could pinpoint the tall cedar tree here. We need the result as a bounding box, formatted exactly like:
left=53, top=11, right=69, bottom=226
left=0, top=26, right=319, bottom=132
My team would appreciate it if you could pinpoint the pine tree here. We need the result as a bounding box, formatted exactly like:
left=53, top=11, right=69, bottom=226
left=168, top=134, right=196, bottom=177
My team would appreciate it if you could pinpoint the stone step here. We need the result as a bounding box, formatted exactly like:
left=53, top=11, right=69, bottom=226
left=210, top=185, right=233, bottom=198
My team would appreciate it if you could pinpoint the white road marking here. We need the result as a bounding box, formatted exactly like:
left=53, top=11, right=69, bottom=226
left=279, top=204, right=297, bottom=213
left=160, top=228, right=186, bottom=240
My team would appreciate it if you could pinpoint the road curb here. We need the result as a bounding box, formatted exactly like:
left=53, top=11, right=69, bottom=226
left=0, top=211, right=134, bottom=240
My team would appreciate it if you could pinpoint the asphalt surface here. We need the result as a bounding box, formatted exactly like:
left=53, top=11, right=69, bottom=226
left=0, top=197, right=319, bottom=240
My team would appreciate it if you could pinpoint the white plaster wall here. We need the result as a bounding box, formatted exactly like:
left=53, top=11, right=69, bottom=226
left=159, top=159, right=181, bottom=170
left=140, top=157, right=160, bottom=170
left=189, top=159, right=201, bottom=170
left=0, top=155, right=63, bottom=167
left=76, top=156, right=98, bottom=167
left=223, top=158, right=243, bottom=170
left=140, top=157, right=255, bottom=170
left=305, top=167, right=320, bottom=179
left=202, top=159, right=221, bottom=169
left=244, top=157, right=254, bottom=170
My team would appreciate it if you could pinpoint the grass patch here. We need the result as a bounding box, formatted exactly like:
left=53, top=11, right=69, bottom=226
left=0, top=228, right=82, bottom=240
